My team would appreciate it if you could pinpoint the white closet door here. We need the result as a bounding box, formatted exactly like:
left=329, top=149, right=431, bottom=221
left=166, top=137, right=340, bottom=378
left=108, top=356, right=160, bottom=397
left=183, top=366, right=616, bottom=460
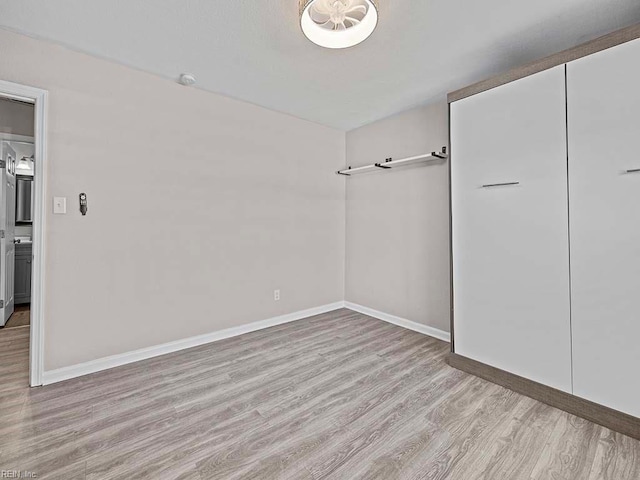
left=451, top=66, right=572, bottom=392
left=568, top=39, right=640, bottom=418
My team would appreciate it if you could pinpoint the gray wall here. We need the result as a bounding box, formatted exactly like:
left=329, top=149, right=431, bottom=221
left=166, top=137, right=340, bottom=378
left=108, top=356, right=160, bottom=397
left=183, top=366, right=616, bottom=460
left=0, top=97, right=34, bottom=136
left=345, top=102, right=450, bottom=333
left=0, top=29, right=346, bottom=371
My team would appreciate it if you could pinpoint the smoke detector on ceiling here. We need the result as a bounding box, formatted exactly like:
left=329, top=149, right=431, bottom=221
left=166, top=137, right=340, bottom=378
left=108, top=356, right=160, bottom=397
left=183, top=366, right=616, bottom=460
left=299, top=0, right=379, bottom=49
left=178, top=73, right=196, bottom=86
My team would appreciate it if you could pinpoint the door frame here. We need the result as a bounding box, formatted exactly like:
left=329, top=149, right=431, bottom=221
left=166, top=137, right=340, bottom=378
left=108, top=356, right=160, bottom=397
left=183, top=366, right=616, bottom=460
left=0, top=80, right=48, bottom=386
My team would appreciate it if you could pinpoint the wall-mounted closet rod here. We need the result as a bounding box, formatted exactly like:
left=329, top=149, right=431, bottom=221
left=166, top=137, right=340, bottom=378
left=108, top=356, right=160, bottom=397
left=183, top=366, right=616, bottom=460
left=336, top=146, right=448, bottom=176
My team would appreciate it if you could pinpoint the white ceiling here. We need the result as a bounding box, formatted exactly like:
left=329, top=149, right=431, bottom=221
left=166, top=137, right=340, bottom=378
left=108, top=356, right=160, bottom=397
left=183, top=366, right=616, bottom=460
left=0, top=0, right=639, bottom=130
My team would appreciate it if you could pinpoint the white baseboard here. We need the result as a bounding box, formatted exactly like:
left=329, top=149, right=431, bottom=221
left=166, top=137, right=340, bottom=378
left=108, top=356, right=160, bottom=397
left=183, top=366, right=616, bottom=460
left=42, top=300, right=449, bottom=385
left=42, top=301, right=345, bottom=385
left=344, top=302, right=451, bottom=343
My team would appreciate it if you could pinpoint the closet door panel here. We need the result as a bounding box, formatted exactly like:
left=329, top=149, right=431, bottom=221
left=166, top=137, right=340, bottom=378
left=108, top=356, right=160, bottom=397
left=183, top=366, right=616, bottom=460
left=568, top=38, right=640, bottom=417
left=451, top=66, right=572, bottom=392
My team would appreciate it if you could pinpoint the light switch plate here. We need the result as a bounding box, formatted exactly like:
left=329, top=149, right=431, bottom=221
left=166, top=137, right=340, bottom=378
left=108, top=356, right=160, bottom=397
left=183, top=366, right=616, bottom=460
left=53, top=197, right=67, bottom=214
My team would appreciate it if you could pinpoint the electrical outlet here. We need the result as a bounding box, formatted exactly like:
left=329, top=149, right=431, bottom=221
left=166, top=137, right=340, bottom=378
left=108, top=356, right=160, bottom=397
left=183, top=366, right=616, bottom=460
left=274, top=289, right=280, bottom=301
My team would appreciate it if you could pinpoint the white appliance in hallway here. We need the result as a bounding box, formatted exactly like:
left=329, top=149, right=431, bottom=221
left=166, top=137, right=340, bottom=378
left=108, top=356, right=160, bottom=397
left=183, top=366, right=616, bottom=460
left=0, top=141, right=17, bottom=325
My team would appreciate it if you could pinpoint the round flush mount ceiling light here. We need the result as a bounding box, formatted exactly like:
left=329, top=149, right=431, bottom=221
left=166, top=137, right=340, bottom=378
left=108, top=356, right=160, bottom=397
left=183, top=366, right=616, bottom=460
left=299, top=0, right=379, bottom=49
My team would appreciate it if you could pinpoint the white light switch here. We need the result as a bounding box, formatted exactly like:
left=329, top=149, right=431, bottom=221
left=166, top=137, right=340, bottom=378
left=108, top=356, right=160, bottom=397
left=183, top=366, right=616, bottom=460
left=53, top=197, right=67, bottom=214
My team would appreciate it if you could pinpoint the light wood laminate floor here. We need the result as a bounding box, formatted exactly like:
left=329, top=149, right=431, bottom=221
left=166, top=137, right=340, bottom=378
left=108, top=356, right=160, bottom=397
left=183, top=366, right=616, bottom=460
left=3, top=304, right=30, bottom=329
left=1, top=309, right=639, bottom=479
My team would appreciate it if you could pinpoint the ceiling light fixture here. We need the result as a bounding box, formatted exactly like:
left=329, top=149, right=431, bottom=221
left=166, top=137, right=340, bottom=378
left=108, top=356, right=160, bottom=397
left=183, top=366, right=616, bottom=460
left=299, top=0, right=379, bottom=49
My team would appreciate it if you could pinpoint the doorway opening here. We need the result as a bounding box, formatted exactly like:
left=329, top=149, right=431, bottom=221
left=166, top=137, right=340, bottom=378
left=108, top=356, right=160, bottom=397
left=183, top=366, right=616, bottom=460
left=0, top=80, right=47, bottom=387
